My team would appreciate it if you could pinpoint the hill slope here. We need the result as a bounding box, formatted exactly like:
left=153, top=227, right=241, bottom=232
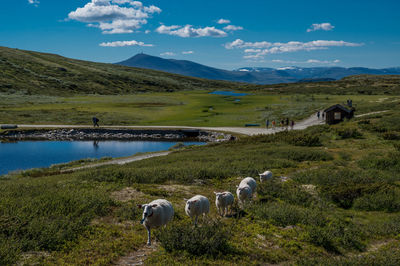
left=0, top=47, right=249, bottom=96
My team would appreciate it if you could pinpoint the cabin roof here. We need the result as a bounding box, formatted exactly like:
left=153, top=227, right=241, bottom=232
left=324, top=104, right=352, bottom=113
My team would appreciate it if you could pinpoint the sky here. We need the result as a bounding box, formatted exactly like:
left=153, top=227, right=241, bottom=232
left=1, top=0, right=399, bottom=70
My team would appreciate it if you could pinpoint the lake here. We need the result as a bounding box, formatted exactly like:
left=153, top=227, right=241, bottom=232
left=0, top=140, right=205, bottom=175
left=209, top=91, right=248, bottom=96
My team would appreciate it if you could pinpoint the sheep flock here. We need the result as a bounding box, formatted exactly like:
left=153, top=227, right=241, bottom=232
left=138, top=171, right=274, bottom=246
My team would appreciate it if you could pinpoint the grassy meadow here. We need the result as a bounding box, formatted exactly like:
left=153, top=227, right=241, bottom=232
left=1, top=94, right=400, bottom=265
left=1, top=92, right=398, bottom=126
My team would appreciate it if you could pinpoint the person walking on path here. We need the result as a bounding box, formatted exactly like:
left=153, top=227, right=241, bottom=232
left=322, top=112, right=325, bottom=120
left=286, top=117, right=289, bottom=128
left=317, top=111, right=320, bottom=119
left=290, top=120, right=295, bottom=130
left=92, top=117, right=100, bottom=127
left=280, top=119, right=284, bottom=127
left=272, top=120, right=276, bottom=129
left=265, top=119, right=270, bottom=129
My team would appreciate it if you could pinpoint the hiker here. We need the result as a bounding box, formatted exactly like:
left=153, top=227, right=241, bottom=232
left=286, top=117, right=289, bottom=127
left=322, top=112, right=325, bottom=120
left=272, top=120, right=276, bottom=129
left=290, top=120, right=295, bottom=130
left=265, top=119, right=270, bottom=129
left=280, top=119, right=284, bottom=127
left=92, top=117, right=99, bottom=127
left=317, top=111, right=320, bottom=119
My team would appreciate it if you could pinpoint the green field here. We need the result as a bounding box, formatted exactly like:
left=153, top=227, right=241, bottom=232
left=1, top=92, right=400, bottom=265
left=1, top=92, right=398, bottom=126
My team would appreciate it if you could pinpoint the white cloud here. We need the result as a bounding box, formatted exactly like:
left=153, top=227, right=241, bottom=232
left=156, top=24, right=227, bottom=38
left=99, top=40, right=154, bottom=47
left=271, top=59, right=341, bottom=64
left=182, top=51, right=194, bottom=54
left=28, top=0, right=39, bottom=6
left=307, top=23, right=335, bottom=32
left=144, top=30, right=151, bottom=34
left=68, top=0, right=161, bottom=34
left=217, top=18, right=231, bottom=24
left=226, top=38, right=363, bottom=60
left=160, top=52, right=176, bottom=56
left=223, top=25, right=243, bottom=31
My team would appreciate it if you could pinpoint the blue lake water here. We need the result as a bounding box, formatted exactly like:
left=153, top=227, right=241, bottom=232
left=0, top=140, right=205, bottom=176
left=209, top=91, right=248, bottom=96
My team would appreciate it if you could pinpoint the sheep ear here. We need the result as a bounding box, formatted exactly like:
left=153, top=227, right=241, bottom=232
left=151, top=204, right=157, bottom=208
left=137, top=204, right=143, bottom=209
left=184, top=198, right=188, bottom=202
left=236, top=185, right=239, bottom=188
left=213, top=191, right=217, bottom=195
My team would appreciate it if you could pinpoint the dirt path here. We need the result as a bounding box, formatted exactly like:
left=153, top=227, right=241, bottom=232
left=114, top=244, right=158, bottom=266
left=13, top=111, right=325, bottom=136
left=62, top=151, right=171, bottom=173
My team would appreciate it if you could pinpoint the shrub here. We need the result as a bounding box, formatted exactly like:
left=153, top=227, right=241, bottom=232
left=249, top=202, right=327, bottom=227
left=155, top=220, right=231, bottom=258
left=306, top=218, right=365, bottom=254
left=257, top=179, right=316, bottom=207
left=353, top=188, right=400, bottom=212
left=335, top=127, right=363, bottom=139
left=383, top=131, right=400, bottom=140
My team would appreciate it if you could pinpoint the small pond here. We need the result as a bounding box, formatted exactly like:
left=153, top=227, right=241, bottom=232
left=209, top=91, right=248, bottom=96
left=0, top=140, right=205, bottom=175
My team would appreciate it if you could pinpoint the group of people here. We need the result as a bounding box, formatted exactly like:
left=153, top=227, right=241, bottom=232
left=265, top=118, right=295, bottom=130
left=317, top=111, right=325, bottom=120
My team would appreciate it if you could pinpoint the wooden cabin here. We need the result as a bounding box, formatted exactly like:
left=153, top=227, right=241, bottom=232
left=324, top=104, right=355, bottom=125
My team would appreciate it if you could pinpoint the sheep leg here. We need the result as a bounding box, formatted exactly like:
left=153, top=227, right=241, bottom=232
left=194, top=216, right=198, bottom=226
left=146, top=227, right=151, bottom=246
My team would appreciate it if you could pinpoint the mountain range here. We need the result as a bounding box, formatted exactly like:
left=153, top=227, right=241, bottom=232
left=117, top=54, right=400, bottom=84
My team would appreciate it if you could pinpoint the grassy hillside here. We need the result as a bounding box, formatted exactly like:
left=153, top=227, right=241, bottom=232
left=1, top=99, right=400, bottom=265
left=1, top=46, right=399, bottom=96
left=0, top=46, right=250, bottom=96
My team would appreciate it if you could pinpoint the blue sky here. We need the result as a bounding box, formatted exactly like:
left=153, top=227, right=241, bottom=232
left=1, top=0, right=399, bottom=70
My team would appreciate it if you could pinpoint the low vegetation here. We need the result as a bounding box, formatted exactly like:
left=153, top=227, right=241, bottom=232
left=1, top=96, right=400, bottom=265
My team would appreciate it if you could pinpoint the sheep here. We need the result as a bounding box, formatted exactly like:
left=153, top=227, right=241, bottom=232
left=138, top=199, right=174, bottom=246
left=236, top=177, right=257, bottom=205
left=214, top=191, right=234, bottom=217
left=184, top=195, right=210, bottom=225
left=259, top=170, right=273, bottom=183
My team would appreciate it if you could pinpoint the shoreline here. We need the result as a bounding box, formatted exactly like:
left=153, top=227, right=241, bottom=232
left=0, top=128, right=235, bottom=143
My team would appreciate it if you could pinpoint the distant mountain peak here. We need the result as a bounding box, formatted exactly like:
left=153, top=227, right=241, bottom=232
left=117, top=53, right=400, bottom=84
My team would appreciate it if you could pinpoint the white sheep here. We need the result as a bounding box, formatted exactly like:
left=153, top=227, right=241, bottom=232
left=259, top=170, right=273, bottom=183
left=236, top=177, right=257, bottom=205
left=214, top=191, right=234, bottom=217
left=184, top=195, right=210, bottom=225
left=138, top=199, right=174, bottom=246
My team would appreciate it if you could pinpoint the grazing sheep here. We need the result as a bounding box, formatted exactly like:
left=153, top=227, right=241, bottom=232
left=138, top=199, right=174, bottom=246
left=236, top=177, right=257, bottom=205
left=214, top=191, right=234, bottom=216
left=259, top=170, right=273, bottom=183
left=184, top=195, right=210, bottom=225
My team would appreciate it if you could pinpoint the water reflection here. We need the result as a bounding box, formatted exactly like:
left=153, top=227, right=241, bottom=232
left=0, top=140, right=205, bottom=175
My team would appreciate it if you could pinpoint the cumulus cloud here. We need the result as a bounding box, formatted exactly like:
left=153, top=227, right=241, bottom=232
left=226, top=38, right=363, bottom=60
left=307, top=23, right=335, bottom=32
left=160, top=52, right=176, bottom=56
left=223, top=25, right=243, bottom=31
left=99, top=40, right=154, bottom=47
left=68, top=0, right=161, bottom=34
left=156, top=24, right=227, bottom=38
left=217, top=18, right=231, bottom=24
left=182, top=51, right=194, bottom=54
